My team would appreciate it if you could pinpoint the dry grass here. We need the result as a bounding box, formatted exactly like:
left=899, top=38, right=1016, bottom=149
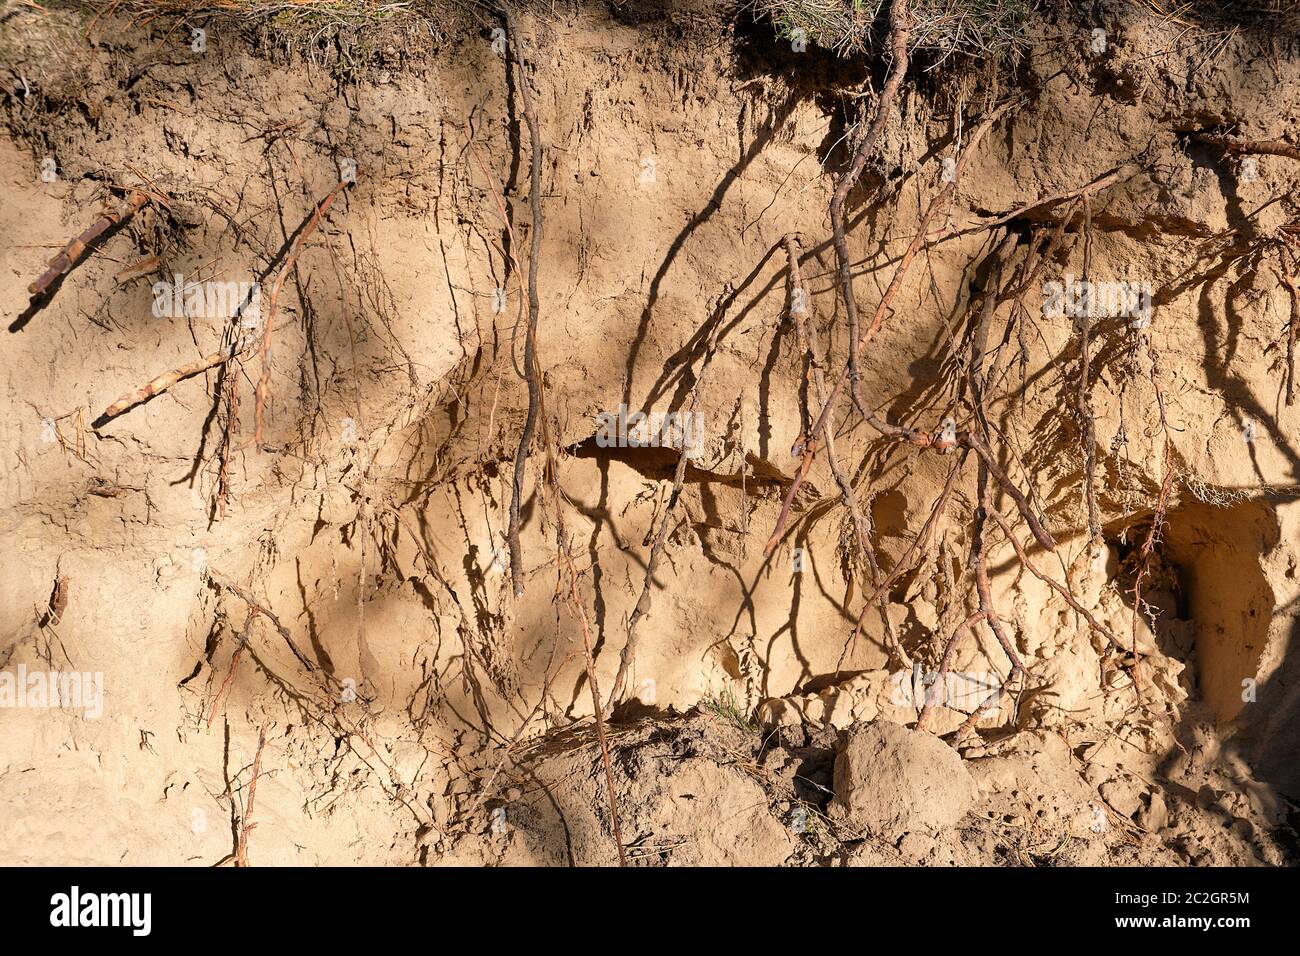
left=35, top=0, right=516, bottom=26
left=12, top=0, right=492, bottom=72
left=47, top=0, right=420, bottom=25
left=1131, top=0, right=1300, bottom=35
left=752, top=0, right=1034, bottom=61
left=752, top=0, right=1300, bottom=62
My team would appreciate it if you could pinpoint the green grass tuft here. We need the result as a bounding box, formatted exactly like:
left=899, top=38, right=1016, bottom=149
left=702, top=687, right=758, bottom=734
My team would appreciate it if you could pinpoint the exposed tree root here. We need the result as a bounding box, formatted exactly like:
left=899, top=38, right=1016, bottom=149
left=27, top=189, right=150, bottom=298
left=558, top=545, right=626, bottom=866
left=771, top=98, right=1020, bottom=555
left=207, top=569, right=326, bottom=685
left=915, top=611, right=984, bottom=732
left=207, top=616, right=253, bottom=729
left=1276, top=241, right=1300, bottom=406
left=494, top=6, right=626, bottom=863
left=609, top=287, right=729, bottom=706
left=93, top=347, right=234, bottom=428
left=232, top=720, right=269, bottom=868
left=1127, top=324, right=1175, bottom=691
left=506, top=7, right=545, bottom=599
left=832, top=0, right=912, bottom=413
left=244, top=178, right=350, bottom=450
left=1077, top=197, right=1102, bottom=543
left=776, top=234, right=910, bottom=668
left=92, top=181, right=350, bottom=430
left=976, top=164, right=1138, bottom=230
left=1194, top=133, right=1300, bottom=161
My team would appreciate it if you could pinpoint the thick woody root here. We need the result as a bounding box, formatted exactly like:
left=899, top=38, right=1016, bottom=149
left=214, top=361, right=241, bottom=520
left=28, top=190, right=151, bottom=298
left=921, top=206, right=1161, bottom=732
left=802, top=96, right=1020, bottom=452
left=93, top=349, right=231, bottom=428
left=1194, top=133, right=1300, bottom=162
left=498, top=7, right=626, bottom=863
left=505, top=6, right=546, bottom=600
left=977, top=164, right=1137, bottom=230
left=989, top=510, right=1124, bottom=652
left=831, top=0, right=912, bottom=410
left=838, top=450, right=966, bottom=674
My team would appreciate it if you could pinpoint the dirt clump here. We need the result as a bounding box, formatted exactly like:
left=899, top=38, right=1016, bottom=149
left=437, top=713, right=797, bottom=867
left=830, top=720, right=978, bottom=834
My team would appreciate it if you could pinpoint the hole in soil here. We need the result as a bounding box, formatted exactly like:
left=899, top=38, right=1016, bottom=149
left=1109, top=499, right=1277, bottom=724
